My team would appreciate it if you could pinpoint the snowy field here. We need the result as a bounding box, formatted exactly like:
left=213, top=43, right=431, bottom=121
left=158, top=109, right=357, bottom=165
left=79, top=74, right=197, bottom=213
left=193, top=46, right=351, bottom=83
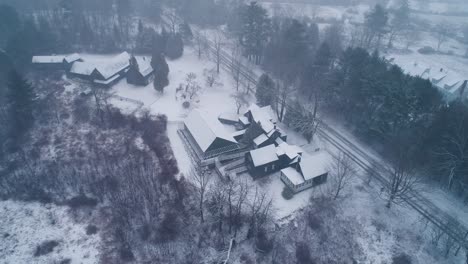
left=0, top=200, right=101, bottom=264
left=67, top=34, right=466, bottom=262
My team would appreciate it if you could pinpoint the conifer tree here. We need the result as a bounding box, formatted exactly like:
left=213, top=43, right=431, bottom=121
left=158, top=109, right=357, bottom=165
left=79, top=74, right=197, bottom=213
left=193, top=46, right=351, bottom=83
left=256, top=74, right=275, bottom=107
left=152, top=53, right=169, bottom=93
left=7, top=70, right=36, bottom=141
left=165, top=33, right=184, bottom=60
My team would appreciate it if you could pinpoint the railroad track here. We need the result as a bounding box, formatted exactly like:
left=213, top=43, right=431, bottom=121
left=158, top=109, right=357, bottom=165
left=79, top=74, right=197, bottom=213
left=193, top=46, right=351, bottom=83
left=161, top=14, right=468, bottom=253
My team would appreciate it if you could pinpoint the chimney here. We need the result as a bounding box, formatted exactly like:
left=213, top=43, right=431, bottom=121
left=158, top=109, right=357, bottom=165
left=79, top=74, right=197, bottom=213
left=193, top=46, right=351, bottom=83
left=296, top=154, right=302, bottom=171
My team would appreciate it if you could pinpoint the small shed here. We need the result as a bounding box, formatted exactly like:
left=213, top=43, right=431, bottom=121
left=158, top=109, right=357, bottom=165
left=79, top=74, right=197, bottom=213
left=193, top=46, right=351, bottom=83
left=280, top=152, right=329, bottom=193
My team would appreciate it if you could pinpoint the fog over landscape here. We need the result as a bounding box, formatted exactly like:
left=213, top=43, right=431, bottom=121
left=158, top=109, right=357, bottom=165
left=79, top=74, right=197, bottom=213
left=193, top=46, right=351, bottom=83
left=0, top=0, right=468, bottom=263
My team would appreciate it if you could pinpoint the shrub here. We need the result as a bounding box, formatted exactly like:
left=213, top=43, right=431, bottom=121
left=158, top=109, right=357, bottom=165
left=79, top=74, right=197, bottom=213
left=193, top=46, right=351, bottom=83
left=86, top=225, right=98, bottom=235
left=281, top=186, right=294, bottom=200
left=165, top=33, right=184, bottom=59
left=34, top=240, right=59, bottom=257
left=67, top=195, right=98, bottom=208
left=120, top=247, right=134, bottom=262
left=256, top=230, right=273, bottom=253
left=307, top=214, right=322, bottom=231
left=418, top=46, right=435, bottom=54
left=182, top=101, right=190, bottom=109
left=392, top=254, right=412, bottom=264
left=295, top=242, right=314, bottom=264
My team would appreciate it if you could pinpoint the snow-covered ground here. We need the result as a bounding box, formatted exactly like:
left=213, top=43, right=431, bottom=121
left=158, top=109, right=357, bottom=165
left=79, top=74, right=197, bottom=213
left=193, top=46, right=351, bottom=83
left=0, top=200, right=101, bottom=264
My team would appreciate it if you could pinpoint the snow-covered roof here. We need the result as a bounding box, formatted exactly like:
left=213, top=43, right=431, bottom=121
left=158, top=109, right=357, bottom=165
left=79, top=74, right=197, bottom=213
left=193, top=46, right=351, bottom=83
left=276, top=142, right=303, bottom=160
left=185, top=110, right=237, bottom=152
left=231, top=129, right=246, bottom=138
left=93, top=74, right=120, bottom=85
left=219, top=112, right=240, bottom=123
left=275, top=137, right=285, bottom=145
left=32, top=55, right=65, bottom=64
left=239, top=116, right=250, bottom=126
left=281, top=167, right=305, bottom=186
left=96, top=52, right=131, bottom=80
left=299, top=152, right=330, bottom=181
left=249, top=144, right=278, bottom=167
left=136, top=56, right=153, bottom=77
left=253, top=134, right=269, bottom=146
left=69, top=61, right=96, bottom=76
left=246, top=104, right=276, bottom=133
left=64, top=53, right=82, bottom=63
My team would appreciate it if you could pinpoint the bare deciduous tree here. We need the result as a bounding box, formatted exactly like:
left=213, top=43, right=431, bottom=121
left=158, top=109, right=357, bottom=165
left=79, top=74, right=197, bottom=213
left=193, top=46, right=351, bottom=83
left=165, top=8, right=179, bottom=34
left=213, top=32, right=226, bottom=74
left=232, top=92, right=249, bottom=114
left=435, top=22, right=453, bottom=52
left=191, top=164, right=212, bottom=223
left=247, top=187, right=273, bottom=240
left=385, top=147, right=420, bottom=208
left=433, top=119, right=468, bottom=191
left=231, top=44, right=245, bottom=91
left=194, top=31, right=208, bottom=59
left=330, top=152, right=355, bottom=200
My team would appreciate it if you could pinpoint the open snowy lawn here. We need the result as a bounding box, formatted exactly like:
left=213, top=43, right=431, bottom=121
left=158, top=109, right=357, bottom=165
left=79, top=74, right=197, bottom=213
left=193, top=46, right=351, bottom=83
left=0, top=200, right=100, bottom=264
left=108, top=47, right=250, bottom=122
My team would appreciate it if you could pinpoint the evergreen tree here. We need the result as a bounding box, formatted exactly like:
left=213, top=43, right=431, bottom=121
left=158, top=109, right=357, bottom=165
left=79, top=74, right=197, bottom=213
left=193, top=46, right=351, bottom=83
left=240, top=2, right=270, bottom=64
left=179, top=21, right=193, bottom=42
left=388, top=0, right=411, bottom=48
left=364, top=4, right=388, bottom=49
left=7, top=70, right=36, bottom=142
left=6, top=20, right=41, bottom=67
left=301, top=42, right=332, bottom=99
left=306, top=22, right=320, bottom=54
left=0, top=4, right=20, bottom=48
left=165, top=34, right=184, bottom=60
left=256, top=74, right=276, bottom=107
left=152, top=53, right=169, bottom=93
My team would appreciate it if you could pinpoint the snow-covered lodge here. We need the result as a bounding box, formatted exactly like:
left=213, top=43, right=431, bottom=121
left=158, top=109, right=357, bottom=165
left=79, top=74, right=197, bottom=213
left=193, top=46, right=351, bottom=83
left=32, top=53, right=82, bottom=71
left=181, top=104, right=329, bottom=193
left=69, top=52, right=132, bottom=87
left=183, top=110, right=240, bottom=160
left=32, top=52, right=154, bottom=88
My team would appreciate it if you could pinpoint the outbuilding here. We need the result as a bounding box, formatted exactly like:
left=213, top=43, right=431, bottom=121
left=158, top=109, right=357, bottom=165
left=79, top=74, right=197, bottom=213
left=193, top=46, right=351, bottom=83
left=280, top=152, right=329, bottom=193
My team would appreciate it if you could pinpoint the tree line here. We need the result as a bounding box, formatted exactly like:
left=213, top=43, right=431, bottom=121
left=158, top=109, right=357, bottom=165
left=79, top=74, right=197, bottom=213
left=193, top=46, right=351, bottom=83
left=227, top=2, right=468, bottom=201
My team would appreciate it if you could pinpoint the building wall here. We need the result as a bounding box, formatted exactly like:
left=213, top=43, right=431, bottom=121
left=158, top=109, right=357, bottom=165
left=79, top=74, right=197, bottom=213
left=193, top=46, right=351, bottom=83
left=245, top=153, right=280, bottom=178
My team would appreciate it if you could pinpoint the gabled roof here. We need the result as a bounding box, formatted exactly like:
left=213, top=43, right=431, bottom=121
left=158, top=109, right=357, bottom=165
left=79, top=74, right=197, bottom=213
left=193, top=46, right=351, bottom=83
left=281, top=167, right=305, bottom=185
left=136, top=57, right=153, bottom=77
left=253, top=133, right=269, bottom=146
left=276, top=142, right=303, bottom=160
left=219, top=112, right=240, bottom=123
left=64, top=53, right=82, bottom=63
left=96, top=52, right=131, bottom=80
left=249, top=144, right=278, bottom=167
left=69, top=61, right=96, bottom=76
left=32, top=55, right=65, bottom=64
left=299, top=152, right=330, bottom=181
left=246, top=104, right=276, bottom=133
left=185, top=110, right=237, bottom=152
